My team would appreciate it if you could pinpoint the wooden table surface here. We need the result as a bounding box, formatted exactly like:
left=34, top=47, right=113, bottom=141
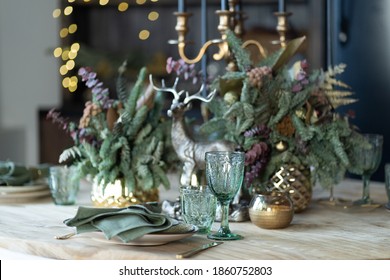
left=1, top=177, right=389, bottom=260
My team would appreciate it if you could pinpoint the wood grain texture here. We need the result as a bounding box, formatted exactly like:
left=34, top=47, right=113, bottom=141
left=0, top=177, right=389, bottom=260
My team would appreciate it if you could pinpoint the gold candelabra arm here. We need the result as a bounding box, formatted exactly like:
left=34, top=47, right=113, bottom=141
left=172, top=10, right=232, bottom=64
left=177, top=39, right=223, bottom=65
left=273, top=12, right=292, bottom=48
left=242, top=40, right=268, bottom=59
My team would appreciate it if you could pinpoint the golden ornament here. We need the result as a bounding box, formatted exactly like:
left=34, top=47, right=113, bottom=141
left=275, top=140, right=288, bottom=152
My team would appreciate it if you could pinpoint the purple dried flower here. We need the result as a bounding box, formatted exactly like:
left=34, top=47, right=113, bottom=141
left=165, top=57, right=204, bottom=84
left=77, top=67, right=114, bottom=109
left=244, top=124, right=271, bottom=138
left=244, top=141, right=271, bottom=186
left=292, top=83, right=303, bottom=93
left=292, top=59, right=310, bottom=93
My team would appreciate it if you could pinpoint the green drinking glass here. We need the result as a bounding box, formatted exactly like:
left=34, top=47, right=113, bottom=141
left=205, top=151, right=245, bottom=240
left=352, top=134, right=383, bottom=206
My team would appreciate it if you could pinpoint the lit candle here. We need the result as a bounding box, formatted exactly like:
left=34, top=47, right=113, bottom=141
left=221, top=0, right=227, bottom=11
left=178, top=0, right=186, bottom=12
left=278, top=0, right=285, bottom=13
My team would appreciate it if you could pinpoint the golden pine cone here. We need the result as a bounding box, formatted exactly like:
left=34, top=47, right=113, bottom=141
left=268, top=163, right=312, bottom=213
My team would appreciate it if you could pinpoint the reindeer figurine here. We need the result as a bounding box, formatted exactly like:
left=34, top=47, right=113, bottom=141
left=149, top=75, right=235, bottom=186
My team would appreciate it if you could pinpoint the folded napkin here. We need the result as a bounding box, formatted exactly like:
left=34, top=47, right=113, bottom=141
left=64, top=204, right=193, bottom=243
left=0, top=161, right=49, bottom=186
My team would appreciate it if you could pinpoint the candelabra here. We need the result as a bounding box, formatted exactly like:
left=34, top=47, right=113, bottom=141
left=171, top=0, right=272, bottom=65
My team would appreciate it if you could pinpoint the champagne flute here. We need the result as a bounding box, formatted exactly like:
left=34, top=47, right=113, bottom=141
left=205, top=151, right=245, bottom=240
left=352, top=134, right=383, bottom=206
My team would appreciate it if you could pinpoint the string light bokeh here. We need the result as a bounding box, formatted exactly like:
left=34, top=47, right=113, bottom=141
left=53, top=0, right=160, bottom=93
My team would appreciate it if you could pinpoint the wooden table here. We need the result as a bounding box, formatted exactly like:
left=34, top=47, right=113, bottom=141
left=0, top=178, right=389, bottom=260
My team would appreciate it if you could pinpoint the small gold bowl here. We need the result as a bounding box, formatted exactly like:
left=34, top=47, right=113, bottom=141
left=249, top=192, right=294, bottom=229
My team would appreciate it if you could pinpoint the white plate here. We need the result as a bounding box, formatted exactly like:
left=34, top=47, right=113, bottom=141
left=0, top=188, right=51, bottom=203
left=89, top=227, right=198, bottom=246
left=0, top=185, right=48, bottom=194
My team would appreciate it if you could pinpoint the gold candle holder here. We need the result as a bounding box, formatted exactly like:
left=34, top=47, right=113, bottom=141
left=274, top=11, right=292, bottom=48
left=173, top=11, right=192, bottom=45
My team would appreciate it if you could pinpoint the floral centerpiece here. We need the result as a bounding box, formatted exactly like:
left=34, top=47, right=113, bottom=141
left=198, top=31, right=367, bottom=210
left=47, top=62, right=177, bottom=207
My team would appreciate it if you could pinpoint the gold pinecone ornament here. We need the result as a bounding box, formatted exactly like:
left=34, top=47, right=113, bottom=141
left=268, top=163, right=312, bottom=213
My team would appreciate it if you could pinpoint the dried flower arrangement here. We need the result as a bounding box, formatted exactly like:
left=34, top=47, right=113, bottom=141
left=199, top=31, right=367, bottom=191
left=47, top=62, right=177, bottom=192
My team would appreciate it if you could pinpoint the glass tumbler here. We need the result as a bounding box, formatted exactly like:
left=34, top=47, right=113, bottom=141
left=180, top=185, right=217, bottom=234
left=48, top=165, right=80, bottom=205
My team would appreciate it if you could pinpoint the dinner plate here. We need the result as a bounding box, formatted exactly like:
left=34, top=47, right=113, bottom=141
left=0, top=188, right=51, bottom=203
left=89, top=226, right=198, bottom=246
left=0, top=185, right=48, bottom=194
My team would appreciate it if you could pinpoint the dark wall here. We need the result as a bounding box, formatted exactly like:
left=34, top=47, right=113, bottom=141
left=331, top=0, right=390, bottom=182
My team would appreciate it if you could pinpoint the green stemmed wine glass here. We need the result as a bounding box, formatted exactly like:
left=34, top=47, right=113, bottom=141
left=352, top=134, right=383, bottom=206
left=205, top=151, right=245, bottom=240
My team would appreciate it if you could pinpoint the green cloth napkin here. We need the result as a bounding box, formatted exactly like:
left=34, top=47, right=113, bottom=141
left=64, top=204, right=189, bottom=243
left=0, top=161, right=49, bottom=186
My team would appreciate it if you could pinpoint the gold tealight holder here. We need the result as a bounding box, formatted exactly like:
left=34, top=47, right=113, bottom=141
left=249, top=191, right=294, bottom=229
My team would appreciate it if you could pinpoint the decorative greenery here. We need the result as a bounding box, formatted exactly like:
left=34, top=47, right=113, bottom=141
left=47, top=62, right=177, bottom=192
left=200, top=30, right=367, bottom=191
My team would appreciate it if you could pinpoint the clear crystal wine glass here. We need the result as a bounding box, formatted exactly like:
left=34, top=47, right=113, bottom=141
left=205, top=151, right=245, bottom=240
left=317, top=166, right=350, bottom=207
left=352, top=134, right=383, bottom=206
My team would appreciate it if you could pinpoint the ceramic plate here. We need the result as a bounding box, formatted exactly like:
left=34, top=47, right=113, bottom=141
left=0, top=185, right=48, bottom=194
left=89, top=226, right=198, bottom=246
left=0, top=188, right=51, bottom=203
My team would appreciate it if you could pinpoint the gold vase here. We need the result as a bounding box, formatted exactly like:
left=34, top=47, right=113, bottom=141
left=268, top=163, right=312, bottom=213
left=91, top=178, right=159, bottom=208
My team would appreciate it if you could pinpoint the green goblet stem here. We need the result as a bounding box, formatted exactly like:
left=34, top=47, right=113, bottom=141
left=219, top=203, right=232, bottom=236
left=361, top=173, right=371, bottom=204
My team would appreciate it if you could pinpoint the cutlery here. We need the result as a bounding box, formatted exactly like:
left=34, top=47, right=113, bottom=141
left=176, top=241, right=223, bottom=259
left=54, top=232, right=75, bottom=240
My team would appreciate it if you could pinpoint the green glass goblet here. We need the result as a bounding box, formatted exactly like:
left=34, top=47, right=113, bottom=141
left=384, top=164, right=390, bottom=210
left=205, top=151, right=245, bottom=241
left=352, top=134, right=383, bottom=206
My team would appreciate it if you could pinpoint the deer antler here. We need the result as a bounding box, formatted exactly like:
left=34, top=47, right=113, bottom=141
left=149, top=74, right=184, bottom=101
left=183, top=84, right=216, bottom=104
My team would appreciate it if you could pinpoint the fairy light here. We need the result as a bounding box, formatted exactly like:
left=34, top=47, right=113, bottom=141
left=66, top=60, right=75, bottom=70
left=53, top=9, right=61, bottom=18
left=118, top=2, right=129, bottom=12
left=64, top=6, right=73, bottom=16
left=148, top=11, right=159, bottom=21
left=53, top=0, right=159, bottom=92
left=139, top=30, right=150, bottom=40
left=61, top=50, right=70, bottom=61
left=53, top=47, right=62, bottom=58
left=68, top=24, right=77, bottom=34
left=59, top=28, right=69, bottom=38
